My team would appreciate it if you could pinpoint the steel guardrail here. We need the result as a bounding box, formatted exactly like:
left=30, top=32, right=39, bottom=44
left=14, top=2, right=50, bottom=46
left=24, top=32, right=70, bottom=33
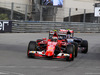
left=12, top=21, right=100, bottom=33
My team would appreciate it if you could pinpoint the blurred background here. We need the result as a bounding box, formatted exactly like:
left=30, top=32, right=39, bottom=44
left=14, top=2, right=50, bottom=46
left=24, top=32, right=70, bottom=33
left=0, top=0, right=100, bottom=23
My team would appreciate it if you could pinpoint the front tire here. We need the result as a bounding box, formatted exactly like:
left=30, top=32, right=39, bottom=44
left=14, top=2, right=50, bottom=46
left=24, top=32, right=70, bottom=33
left=66, top=44, right=75, bottom=61
left=71, top=42, right=78, bottom=57
left=27, top=41, right=36, bottom=58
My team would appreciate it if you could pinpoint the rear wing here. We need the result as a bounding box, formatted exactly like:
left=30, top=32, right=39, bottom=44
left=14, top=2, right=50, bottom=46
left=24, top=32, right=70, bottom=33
left=49, top=29, right=74, bottom=39
left=58, top=29, right=74, bottom=37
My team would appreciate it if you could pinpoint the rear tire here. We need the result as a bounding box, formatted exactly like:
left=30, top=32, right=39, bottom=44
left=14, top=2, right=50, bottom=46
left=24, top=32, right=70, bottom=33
left=27, top=41, right=36, bottom=58
left=66, top=44, right=75, bottom=61
left=81, top=40, right=88, bottom=53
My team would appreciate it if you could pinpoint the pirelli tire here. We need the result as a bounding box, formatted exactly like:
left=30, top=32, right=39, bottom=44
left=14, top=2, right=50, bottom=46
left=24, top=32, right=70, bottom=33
left=27, top=41, right=36, bottom=58
left=66, top=44, right=75, bottom=61
left=71, top=42, right=78, bottom=57
left=81, top=40, right=88, bottom=53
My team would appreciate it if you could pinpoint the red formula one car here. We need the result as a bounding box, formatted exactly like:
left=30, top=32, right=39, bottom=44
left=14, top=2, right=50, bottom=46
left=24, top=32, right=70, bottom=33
left=27, top=31, right=77, bottom=61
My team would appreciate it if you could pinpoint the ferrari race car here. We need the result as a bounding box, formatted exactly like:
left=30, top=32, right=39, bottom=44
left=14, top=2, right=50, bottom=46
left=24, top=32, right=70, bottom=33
left=27, top=30, right=78, bottom=61
left=57, top=29, right=88, bottom=54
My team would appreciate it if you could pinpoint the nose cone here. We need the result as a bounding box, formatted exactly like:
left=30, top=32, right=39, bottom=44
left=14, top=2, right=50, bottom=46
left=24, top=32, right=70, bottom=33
left=45, top=51, right=54, bottom=57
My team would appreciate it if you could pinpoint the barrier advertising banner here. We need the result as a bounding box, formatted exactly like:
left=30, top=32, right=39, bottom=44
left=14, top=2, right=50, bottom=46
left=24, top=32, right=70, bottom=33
left=0, top=21, right=12, bottom=32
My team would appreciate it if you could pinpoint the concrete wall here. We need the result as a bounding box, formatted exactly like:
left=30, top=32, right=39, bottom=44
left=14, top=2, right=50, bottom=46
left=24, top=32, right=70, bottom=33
left=56, top=0, right=100, bottom=22
left=0, top=0, right=99, bottom=21
left=0, top=0, right=32, bottom=5
left=63, top=0, right=95, bottom=16
left=0, top=0, right=32, bottom=14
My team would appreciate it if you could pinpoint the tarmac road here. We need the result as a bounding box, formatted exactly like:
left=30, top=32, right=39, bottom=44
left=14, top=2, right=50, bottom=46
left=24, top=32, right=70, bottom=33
left=0, top=33, right=100, bottom=75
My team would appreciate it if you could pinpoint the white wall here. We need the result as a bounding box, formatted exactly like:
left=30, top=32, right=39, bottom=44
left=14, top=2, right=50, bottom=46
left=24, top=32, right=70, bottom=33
left=55, top=0, right=99, bottom=22
left=0, top=0, right=32, bottom=14
left=63, top=0, right=95, bottom=9
left=0, top=0, right=32, bottom=5
left=63, top=0, right=95, bottom=17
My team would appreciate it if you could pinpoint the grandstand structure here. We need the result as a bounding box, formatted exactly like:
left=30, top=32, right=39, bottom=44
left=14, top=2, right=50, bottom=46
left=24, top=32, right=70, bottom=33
left=0, top=0, right=100, bottom=22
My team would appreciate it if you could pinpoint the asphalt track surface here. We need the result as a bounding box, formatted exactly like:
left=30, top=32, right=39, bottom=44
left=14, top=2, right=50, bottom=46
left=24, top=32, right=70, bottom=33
left=0, top=33, right=100, bottom=75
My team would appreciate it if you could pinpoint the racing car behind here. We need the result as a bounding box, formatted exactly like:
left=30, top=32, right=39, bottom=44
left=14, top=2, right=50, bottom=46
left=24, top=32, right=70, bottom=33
left=57, top=29, right=88, bottom=54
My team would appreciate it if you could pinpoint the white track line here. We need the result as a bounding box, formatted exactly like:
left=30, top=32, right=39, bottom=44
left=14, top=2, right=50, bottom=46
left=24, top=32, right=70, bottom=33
left=0, top=66, right=59, bottom=69
left=0, top=71, right=24, bottom=75
left=85, top=73, right=100, bottom=75
left=0, top=72, right=8, bottom=74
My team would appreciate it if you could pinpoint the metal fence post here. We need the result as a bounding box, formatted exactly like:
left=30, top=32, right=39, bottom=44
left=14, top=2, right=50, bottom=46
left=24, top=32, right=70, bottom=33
left=69, top=8, right=71, bottom=22
left=83, top=9, right=86, bottom=32
left=40, top=6, right=43, bottom=21
left=83, top=9, right=86, bottom=23
left=11, top=2, right=14, bottom=20
left=25, top=5, right=28, bottom=21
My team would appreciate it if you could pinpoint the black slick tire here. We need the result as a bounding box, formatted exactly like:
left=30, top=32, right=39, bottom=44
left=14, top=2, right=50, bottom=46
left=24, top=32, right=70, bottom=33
left=66, top=44, right=75, bottom=61
left=27, top=41, right=36, bottom=58
left=71, top=42, right=78, bottom=57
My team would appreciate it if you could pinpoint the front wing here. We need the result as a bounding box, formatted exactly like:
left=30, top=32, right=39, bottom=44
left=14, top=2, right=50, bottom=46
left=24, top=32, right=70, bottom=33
left=29, top=51, right=71, bottom=59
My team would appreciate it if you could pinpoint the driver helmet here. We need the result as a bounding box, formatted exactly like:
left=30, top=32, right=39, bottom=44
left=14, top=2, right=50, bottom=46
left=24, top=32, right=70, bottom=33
left=52, top=36, right=58, bottom=42
left=67, top=31, right=71, bottom=38
left=51, top=30, right=58, bottom=42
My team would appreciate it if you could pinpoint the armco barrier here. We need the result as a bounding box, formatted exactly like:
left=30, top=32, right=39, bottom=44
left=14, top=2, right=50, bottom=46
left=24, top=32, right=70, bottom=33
left=12, top=21, right=100, bottom=33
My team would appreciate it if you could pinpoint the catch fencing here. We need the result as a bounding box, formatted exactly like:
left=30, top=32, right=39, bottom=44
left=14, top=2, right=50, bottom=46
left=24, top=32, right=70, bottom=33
left=0, top=2, right=100, bottom=23
left=12, top=21, right=100, bottom=33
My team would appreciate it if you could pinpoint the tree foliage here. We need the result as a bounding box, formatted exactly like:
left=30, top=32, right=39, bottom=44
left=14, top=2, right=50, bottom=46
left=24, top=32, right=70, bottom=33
left=0, top=14, right=9, bottom=20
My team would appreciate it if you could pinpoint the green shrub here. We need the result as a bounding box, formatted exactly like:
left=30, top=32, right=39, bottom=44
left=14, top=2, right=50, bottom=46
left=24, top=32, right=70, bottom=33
left=0, top=14, right=9, bottom=20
